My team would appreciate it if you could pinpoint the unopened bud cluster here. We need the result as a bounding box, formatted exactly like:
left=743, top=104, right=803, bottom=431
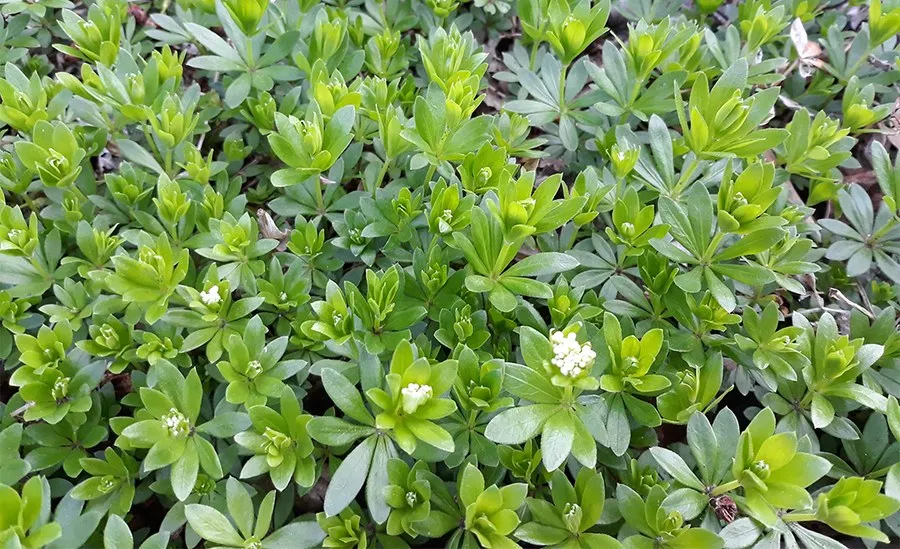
left=400, top=383, right=433, bottom=414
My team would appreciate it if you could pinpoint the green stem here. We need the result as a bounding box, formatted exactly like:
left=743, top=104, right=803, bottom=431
left=703, top=231, right=726, bottom=261
left=493, top=240, right=519, bottom=277
left=529, top=40, right=541, bottom=71
left=558, top=63, right=569, bottom=109
left=314, top=175, right=325, bottom=214
left=373, top=157, right=391, bottom=198
left=72, top=184, right=89, bottom=204
left=467, top=410, right=479, bottom=428
left=164, top=148, right=174, bottom=178
left=873, top=215, right=899, bottom=240
left=141, top=124, right=164, bottom=166
left=675, top=156, right=702, bottom=197
left=799, top=389, right=817, bottom=408
left=845, top=46, right=876, bottom=80
left=424, top=164, right=437, bottom=186
left=782, top=512, right=816, bottom=523
left=22, top=193, right=40, bottom=215
left=566, top=222, right=580, bottom=250
left=710, top=479, right=741, bottom=497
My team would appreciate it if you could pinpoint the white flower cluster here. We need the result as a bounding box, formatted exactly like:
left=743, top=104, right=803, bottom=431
left=400, top=382, right=433, bottom=414
left=199, top=285, right=221, bottom=306
left=550, top=331, right=596, bottom=378
left=161, top=408, right=191, bottom=438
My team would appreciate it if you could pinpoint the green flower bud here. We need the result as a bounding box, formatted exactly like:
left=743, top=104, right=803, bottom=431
left=749, top=459, right=770, bottom=480
left=222, top=0, right=268, bottom=36
left=563, top=502, right=583, bottom=532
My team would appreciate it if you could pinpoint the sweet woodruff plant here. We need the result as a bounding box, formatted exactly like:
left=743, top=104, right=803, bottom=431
left=1, top=0, right=900, bottom=548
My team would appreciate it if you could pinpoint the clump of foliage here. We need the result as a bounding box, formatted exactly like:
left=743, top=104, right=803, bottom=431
left=1, top=0, right=900, bottom=547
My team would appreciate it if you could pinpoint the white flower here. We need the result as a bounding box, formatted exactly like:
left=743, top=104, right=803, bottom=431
left=199, top=285, right=221, bottom=306
left=550, top=330, right=596, bottom=378
left=247, top=360, right=263, bottom=378
left=406, top=491, right=418, bottom=507
left=161, top=408, right=191, bottom=437
left=400, top=382, right=433, bottom=414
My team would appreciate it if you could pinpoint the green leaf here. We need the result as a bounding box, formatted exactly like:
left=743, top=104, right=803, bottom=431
left=887, top=396, right=900, bottom=441
left=503, top=253, right=579, bottom=278
left=661, top=488, right=708, bottom=521
left=170, top=442, right=199, bottom=501
left=115, top=140, right=164, bottom=175
left=649, top=447, right=705, bottom=491
left=263, top=521, right=326, bottom=549
left=503, top=361, right=561, bottom=404
left=719, top=518, right=763, bottom=549
left=307, top=417, right=375, bottom=446
left=321, top=368, right=375, bottom=425
left=323, top=435, right=377, bottom=517
left=541, top=410, right=575, bottom=471
left=606, top=395, right=630, bottom=457
left=103, top=515, right=133, bottom=549
left=485, top=404, right=557, bottom=444
left=226, top=477, right=254, bottom=539
left=687, top=412, right=717, bottom=483
left=185, top=504, right=244, bottom=546
left=459, top=463, right=484, bottom=504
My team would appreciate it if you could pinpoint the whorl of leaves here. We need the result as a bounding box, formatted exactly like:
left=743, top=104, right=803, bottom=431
left=0, top=0, right=899, bottom=548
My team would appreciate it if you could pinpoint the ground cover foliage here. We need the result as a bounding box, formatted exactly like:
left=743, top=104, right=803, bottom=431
left=0, top=0, right=899, bottom=547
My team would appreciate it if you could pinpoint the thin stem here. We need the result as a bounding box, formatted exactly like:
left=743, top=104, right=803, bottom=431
left=22, top=193, right=40, bottom=215
left=558, top=63, right=569, bottom=110
left=675, top=155, right=702, bottom=197
left=141, top=124, right=164, bottom=165
left=845, top=46, right=877, bottom=80
left=529, top=41, right=541, bottom=71
left=782, top=512, right=816, bottom=523
left=566, top=222, right=580, bottom=250
left=373, top=157, right=391, bottom=198
left=164, top=148, right=174, bottom=178
left=467, top=410, right=479, bottom=428
left=313, top=175, right=325, bottom=214
left=799, top=389, right=817, bottom=408
left=703, top=232, right=726, bottom=262
left=494, top=240, right=519, bottom=277
left=424, top=164, right=437, bottom=187
left=710, top=479, right=741, bottom=497
left=873, top=215, right=899, bottom=240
